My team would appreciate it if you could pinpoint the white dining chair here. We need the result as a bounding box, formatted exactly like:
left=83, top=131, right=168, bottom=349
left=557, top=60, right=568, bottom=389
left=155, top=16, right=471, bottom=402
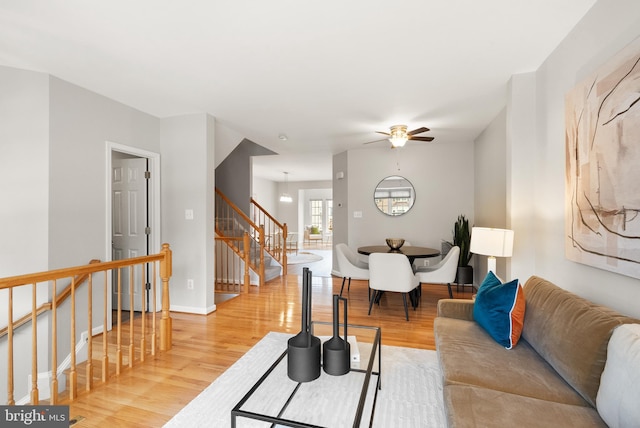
left=335, top=243, right=369, bottom=296
left=415, top=246, right=460, bottom=299
left=368, top=252, right=420, bottom=321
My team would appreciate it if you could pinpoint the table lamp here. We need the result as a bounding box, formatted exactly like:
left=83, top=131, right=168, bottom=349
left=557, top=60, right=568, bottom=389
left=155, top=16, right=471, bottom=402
left=469, top=227, right=514, bottom=274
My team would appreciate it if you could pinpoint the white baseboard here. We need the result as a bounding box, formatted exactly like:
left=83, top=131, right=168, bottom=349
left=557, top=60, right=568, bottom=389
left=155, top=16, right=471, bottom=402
left=18, top=324, right=105, bottom=404
left=170, top=304, right=217, bottom=315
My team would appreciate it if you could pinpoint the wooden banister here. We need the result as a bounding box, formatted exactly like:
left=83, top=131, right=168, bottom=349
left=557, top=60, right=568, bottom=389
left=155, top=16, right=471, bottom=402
left=0, top=259, right=101, bottom=339
left=250, top=197, right=285, bottom=229
left=216, top=188, right=259, bottom=231
left=1, top=244, right=173, bottom=405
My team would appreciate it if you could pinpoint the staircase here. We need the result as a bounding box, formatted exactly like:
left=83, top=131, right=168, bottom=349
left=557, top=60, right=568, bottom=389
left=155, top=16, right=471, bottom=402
left=215, top=188, right=289, bottom=290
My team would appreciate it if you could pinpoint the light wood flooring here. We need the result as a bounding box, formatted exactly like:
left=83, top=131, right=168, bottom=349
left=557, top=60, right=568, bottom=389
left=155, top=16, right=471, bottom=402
left=67, top=272, right=474, bottom=427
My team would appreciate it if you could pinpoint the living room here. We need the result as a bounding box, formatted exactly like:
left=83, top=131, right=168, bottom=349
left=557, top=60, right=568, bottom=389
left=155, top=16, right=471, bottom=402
left=2, top=0, right=640, bottom=425
left=2, top=1, right=639, bottom=318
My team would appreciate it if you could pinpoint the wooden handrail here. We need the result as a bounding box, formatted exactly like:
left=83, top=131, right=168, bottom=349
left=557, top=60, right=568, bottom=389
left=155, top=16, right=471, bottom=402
left=250, top=197, right=285, bottom=229
left=0, top=253, right=167, bottom=289
left=0, top=260, right=101, bottom=339
left=250, top=197, right=288, bottom=275
left=215, top=188, right=260, bottom=232
left=215, top=188, right=266, bottom=286
left=1, top=243, right=173, bottom=404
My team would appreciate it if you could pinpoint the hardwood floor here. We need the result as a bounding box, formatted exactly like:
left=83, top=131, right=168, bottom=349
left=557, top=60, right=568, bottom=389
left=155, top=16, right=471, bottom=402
left=68, top=273, right=474, bottom=427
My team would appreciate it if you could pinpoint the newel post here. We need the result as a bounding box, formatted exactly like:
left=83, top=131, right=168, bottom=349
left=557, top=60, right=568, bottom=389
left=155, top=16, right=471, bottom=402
left=160, top=243, right=173, bottom=351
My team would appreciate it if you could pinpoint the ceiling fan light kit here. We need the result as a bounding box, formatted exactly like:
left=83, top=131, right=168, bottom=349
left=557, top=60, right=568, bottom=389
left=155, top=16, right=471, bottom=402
left=389, top=125, right=408, bottom=148
left=365, top=124, right=434, bottom=148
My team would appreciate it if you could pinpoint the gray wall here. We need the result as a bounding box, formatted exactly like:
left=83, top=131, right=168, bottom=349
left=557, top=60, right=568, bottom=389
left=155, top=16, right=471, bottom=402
left=473, top=108, right=509, bottom=281
left=47, top=77, right=163, bottom=376
left=160, top=114, right=216, bottom=314
left=0, top=67, right=50, bottom=278
left=335, top=143, right=475, bottom=271
left=0, top=68, right=217, bottom=402
left=0, top=66, right=50, bottom=404
left=491, top=0, right=640, bottom=317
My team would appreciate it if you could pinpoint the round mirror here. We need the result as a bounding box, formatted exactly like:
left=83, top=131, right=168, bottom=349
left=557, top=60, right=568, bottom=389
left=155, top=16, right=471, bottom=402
left=374, top=175, right=415, bottom=216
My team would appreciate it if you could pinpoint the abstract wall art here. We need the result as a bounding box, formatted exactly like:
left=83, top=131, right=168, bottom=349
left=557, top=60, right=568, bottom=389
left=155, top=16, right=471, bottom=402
left=565, top=36, right=640, bottom=279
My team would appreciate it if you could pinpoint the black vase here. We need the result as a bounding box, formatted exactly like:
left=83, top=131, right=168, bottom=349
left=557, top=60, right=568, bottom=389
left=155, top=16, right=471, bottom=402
left=287, top=267, right=321, bottom=382
left=323, top=295, right=350, bottom=376
left=456, top=265, right=473, bottom=285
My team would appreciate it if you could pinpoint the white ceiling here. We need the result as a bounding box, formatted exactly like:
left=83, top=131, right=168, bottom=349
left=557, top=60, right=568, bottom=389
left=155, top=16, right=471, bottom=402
left=0, top=0, right=597, bottom=182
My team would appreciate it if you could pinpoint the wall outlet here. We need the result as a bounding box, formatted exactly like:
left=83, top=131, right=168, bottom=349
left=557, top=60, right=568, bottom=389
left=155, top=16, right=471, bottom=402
left=185, top=209, right=194, bottom=220
left=187, top=279, right=194, bottom=290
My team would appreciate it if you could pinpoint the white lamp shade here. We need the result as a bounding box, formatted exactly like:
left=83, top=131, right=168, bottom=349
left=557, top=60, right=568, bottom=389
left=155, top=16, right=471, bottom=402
left=470, top=227, right=514, bottom=257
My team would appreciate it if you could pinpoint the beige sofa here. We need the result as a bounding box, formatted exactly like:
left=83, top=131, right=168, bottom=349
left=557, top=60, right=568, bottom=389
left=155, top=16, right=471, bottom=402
left=435, top=276, right=638, bottom=427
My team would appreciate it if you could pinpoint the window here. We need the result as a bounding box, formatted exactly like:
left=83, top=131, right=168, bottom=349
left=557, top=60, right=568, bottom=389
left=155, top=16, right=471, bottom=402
left=310, top=199, right=323, bottom=228
left=326, top=200, right=333, bottom=231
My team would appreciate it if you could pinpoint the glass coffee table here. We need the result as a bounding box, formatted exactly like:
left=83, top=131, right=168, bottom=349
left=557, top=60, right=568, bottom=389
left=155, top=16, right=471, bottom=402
left=231, top=322, right=381, bottom=427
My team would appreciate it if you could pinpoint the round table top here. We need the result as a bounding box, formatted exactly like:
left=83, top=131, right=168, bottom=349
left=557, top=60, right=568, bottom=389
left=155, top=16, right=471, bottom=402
left=357, top=245, right=440, bottom=258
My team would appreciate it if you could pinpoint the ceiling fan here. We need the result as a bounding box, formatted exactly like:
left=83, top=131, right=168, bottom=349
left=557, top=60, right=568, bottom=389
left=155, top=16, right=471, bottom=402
left=364, top=125, right=434, bottom=148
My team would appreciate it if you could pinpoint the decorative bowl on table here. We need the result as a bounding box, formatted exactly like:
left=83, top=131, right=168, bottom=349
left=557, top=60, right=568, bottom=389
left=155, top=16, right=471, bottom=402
left=385, top=238, right=405, bottom=250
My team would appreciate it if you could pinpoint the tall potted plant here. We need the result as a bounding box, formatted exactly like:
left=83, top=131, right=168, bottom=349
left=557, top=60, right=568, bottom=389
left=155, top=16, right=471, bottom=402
left=452, top=215, right=473, bottom=285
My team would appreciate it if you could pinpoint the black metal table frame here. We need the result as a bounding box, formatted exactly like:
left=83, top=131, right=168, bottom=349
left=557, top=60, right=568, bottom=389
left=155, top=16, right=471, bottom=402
left=231, top=321, right=382, bottom=428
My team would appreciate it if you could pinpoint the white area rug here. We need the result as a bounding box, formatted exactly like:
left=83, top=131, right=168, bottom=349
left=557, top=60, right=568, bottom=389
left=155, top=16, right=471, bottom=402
left=287, top=251, right=324, bottom=265
left=164, top=332, right=445, bottom=428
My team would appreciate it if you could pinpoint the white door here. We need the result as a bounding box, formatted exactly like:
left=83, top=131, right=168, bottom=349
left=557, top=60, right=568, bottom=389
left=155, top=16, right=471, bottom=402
left=112, top=156, right=148, bottom=312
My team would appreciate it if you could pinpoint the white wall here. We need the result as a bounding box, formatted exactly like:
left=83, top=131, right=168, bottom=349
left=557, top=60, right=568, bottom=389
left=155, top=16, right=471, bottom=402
left=160, top=114, right=216, bottom=314
left=252, top=179, right=333, bottom=238
left=503, top=0, right=640, bottom=317
left=252, top=176, right=278, bottom=215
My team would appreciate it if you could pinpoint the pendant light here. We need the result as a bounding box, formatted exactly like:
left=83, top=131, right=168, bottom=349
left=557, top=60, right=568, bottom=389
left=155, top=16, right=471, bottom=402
left=280, top=172, right=293, bottom=203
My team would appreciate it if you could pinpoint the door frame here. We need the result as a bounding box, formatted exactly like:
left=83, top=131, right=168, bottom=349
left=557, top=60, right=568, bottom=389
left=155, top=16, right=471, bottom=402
left=105, top=141, right=161, bottom=329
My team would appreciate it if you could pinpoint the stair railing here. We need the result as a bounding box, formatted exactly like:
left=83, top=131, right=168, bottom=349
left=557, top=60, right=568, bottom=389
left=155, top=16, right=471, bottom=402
left=215, top=188, right=266, bottom=286
left=214, top=232, right=251, bottom=293
left=0, top=243, right=173, bottom=405
left=250, top=197, right=288, bottom=276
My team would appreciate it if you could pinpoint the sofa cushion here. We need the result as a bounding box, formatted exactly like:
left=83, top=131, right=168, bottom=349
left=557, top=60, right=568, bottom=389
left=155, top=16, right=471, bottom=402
left=521, top=276, right=639, bottom=407
left=596, top=323, right=640, bottom=428
left=434, top=316, right=588, bottom=406
left=444, top=384, right=607, bottom=428
left=473, top=271, right=526, bottom=349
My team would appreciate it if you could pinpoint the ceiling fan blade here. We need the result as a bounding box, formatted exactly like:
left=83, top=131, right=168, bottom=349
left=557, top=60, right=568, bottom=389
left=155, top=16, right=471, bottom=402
left=363, top=138, right=389, bottom=145
left=407, top=127, right=430, bottom=136
left=409, top=136, right=435, bottom=142
left=375, top=131, right=391, bottom=136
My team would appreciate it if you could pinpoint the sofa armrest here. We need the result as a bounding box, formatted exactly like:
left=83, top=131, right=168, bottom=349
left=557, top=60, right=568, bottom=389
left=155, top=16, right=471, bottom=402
left=437, top=299, right=475, bottom=321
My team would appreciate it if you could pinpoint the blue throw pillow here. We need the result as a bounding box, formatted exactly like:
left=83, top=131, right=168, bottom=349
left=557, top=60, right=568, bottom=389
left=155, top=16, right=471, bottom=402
left=473, top=271, right=526, bottom=349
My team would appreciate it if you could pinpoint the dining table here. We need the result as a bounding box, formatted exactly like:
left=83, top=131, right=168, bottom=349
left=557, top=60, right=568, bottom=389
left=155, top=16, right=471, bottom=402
left=357, top=245, right=440, bottom=265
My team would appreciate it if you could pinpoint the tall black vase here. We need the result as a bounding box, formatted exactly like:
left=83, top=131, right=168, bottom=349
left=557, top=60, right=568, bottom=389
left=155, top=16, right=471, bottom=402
left=287, top=267, right=321, bottom=382
left=323, top=295, right=350, bottom=376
